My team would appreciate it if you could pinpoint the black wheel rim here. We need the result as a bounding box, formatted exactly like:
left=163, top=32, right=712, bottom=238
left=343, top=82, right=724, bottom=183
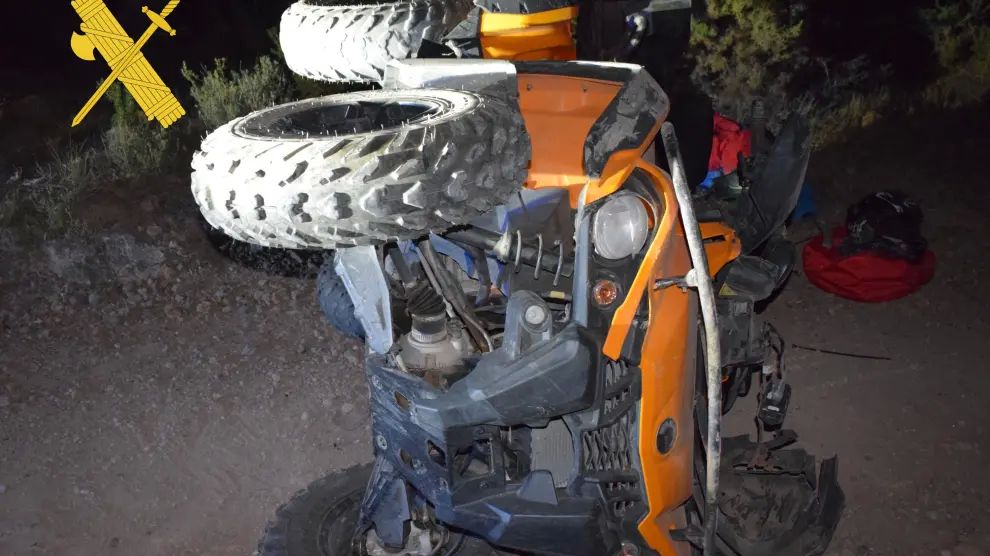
left=237, top=98, right=445, bottom=139
left=316, top=494, right=362, bottom=555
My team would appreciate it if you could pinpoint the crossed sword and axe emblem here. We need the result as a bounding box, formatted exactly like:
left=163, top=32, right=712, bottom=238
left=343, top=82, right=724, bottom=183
left=70, top=0, right=186, bottom=128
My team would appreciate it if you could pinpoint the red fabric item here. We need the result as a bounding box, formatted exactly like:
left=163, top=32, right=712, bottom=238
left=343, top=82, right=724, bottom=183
left=803, top=227, right=936, bottom=302
left=709, top=113, right=752, bottom=174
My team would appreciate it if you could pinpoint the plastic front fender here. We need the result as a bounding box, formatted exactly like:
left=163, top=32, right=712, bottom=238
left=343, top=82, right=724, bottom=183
left=603, top=162, right=697, bottom=555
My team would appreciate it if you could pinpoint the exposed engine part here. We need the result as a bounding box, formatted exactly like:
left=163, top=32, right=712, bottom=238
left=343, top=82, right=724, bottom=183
left=418, top=239, right=493, bottom=352
left=386, top=244, right=418, bottom=288
left=398, top=314, right=472, bottom=374
left=365, top=520, right=444, bottom=556
left=396, top=280, right=471, bottom=374
left=405, top=282, right=446, bottom=317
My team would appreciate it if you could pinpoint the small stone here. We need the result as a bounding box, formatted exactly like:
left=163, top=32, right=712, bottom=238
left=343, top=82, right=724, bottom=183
left=340, top=402, right=355, bottom=414
left=163, top=305, right=180, bottom=320
left=0, top=484, right=7, bottom=494
left=109, top=537, right=120, bottom=548
left=145, top=225, right=162, bottom=238
left=342, top=352, right=360, bottom=366
left=196, top=301, right=211, bottom=314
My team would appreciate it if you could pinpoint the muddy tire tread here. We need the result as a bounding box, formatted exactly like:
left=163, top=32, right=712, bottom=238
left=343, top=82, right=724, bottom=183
left=190, top=90, right=530, bottom=250
left=280, top=0, right=473, bottom=83
left=256, top=464, right=372, bottom=556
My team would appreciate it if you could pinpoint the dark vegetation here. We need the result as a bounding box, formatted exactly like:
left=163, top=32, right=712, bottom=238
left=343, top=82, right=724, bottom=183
left=0, top=0, right=987, bottom=240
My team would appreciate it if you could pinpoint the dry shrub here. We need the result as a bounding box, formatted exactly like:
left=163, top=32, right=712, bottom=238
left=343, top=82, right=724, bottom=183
left=22, top=142, right=106, bottom=236
left=181, top=56, right=294, bottom=130
left=103, top=83, right=175, bottom=178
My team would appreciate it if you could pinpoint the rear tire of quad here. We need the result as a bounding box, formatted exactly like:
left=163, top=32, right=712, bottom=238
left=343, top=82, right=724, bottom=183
left=201, top=217, right=326, bottom=278
left=279, top=0, right=473, bottom=83
left=191, top=89, right=530, bottom=250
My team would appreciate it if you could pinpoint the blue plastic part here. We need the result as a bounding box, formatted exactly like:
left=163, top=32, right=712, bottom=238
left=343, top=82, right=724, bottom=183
left=430, top=234, right=477, bottom=277
left=791, top=182, right=817, bottom=221
left=700, top=169, right=722, bottom=189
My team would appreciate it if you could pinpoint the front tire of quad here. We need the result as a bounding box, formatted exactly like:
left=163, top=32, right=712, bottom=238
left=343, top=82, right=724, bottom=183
left=191, top=89, right=530, bottom=250
left=257, top=463, right=503, bottom=555
left=257, top=464, right=370, bottom=556
left=279, top=0, right=473, bottom=83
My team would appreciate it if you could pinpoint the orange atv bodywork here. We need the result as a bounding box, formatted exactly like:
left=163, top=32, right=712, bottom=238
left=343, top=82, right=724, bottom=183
left=514, top=67, right=741, bottom=554
left=479, top=7, right=578, bottom=61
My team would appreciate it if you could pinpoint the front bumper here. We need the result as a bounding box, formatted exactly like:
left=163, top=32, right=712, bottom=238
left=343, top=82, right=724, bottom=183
left=358, top=322, right=648, bottom=556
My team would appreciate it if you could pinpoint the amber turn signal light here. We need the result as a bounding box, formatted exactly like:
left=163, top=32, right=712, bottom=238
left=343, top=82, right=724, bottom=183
left=592, top=279, right=619, bottom=307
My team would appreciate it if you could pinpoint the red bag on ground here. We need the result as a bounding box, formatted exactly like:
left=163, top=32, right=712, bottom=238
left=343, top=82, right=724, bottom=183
left=803, top=227, right=936, bottom=302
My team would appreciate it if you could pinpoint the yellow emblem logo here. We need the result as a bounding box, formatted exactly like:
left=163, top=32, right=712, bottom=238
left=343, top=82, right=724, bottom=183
left=70, top=0, right=186, bottom=128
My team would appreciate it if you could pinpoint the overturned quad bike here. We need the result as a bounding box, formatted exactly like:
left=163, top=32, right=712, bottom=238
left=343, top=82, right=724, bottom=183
left=191, top=60, right=843, bottom=556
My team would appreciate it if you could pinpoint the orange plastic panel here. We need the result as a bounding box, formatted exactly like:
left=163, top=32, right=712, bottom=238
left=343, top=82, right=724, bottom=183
left=602, top=162, right=697, bottom=555
left=479, top=7, right=578, bottom=61
left=516, top=73, right=621, bottom=199
left=700, top=221, right=741, bottom=277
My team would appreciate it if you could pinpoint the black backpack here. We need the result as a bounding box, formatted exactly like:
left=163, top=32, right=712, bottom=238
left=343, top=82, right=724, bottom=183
left=839, top=191, right=927, bottom=263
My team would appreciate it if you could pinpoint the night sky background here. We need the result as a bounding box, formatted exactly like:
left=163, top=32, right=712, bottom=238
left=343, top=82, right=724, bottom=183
left=2, top=1, right=292, bottom=99
left=1, top=0, right=936, bottom=100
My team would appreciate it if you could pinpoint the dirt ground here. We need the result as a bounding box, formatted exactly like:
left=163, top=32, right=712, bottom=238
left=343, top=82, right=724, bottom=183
left=1, top=106, right=989, bottom=556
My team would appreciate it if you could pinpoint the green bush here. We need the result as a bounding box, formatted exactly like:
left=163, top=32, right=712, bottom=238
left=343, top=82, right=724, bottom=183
left=923, top=0, right=990, bottom=107
left=689, top=1, right=893, bottom=147
left=181, top=55, right=294, bottom=130
left=103, top=83, right=175, bottom=178
left=690, top=0, right=808, bottom=125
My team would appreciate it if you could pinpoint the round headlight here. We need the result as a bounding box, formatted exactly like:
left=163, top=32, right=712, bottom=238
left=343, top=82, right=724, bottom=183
left=592, top=193, right=650, bottom=260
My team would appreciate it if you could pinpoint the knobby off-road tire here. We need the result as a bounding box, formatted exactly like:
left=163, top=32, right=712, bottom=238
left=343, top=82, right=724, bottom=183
left=257, top=464, right=370, bottom=556
left=257, top=463, right=505, bottom=555
left=191, top=89, right=530, bottom=250
left=316, top=260, right=365, bottom=340
left=280, top=0, right=473, bottom=83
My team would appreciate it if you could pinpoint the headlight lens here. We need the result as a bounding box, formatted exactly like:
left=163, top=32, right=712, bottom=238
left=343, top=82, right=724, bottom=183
left=592, top=192, right=650, bottom=260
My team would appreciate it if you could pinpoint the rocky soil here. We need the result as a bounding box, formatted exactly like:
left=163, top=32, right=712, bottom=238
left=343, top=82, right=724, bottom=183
left=0, top=104, right=989, bottom=556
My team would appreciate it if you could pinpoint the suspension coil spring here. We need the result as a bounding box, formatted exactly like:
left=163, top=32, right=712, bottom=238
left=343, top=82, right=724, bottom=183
left=505, top=230, right=567, bottom=287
